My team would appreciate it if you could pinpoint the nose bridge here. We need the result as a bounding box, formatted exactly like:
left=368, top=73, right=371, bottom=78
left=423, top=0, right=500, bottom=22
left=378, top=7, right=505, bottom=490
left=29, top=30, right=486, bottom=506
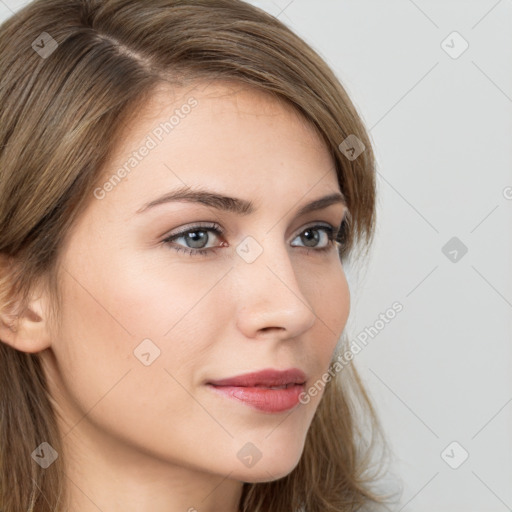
left=233, top=232, right=317, bottom=338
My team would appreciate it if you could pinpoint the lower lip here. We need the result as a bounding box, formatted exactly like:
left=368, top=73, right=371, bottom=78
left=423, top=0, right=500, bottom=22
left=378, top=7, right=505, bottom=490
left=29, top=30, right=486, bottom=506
left=207, top=384, right=305, bottom=413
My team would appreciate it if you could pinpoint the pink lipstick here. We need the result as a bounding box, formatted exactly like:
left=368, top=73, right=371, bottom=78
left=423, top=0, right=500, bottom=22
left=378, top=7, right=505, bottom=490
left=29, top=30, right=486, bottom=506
left=207, top=368, right=307, bottom=413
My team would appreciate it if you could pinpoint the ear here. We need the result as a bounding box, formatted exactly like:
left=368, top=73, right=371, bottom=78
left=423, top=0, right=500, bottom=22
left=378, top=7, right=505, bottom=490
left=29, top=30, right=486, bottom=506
left=0, top=260, right=52, bottom=354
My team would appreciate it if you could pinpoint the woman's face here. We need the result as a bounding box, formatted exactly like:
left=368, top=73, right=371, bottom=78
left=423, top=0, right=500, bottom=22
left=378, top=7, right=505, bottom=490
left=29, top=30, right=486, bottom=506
left=42, top=81, right=350, bottom=487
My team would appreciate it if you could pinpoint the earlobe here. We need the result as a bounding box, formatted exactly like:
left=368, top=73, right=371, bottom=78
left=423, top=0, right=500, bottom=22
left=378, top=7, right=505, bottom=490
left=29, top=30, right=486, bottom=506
left=0, top=296, right=52, bottom=354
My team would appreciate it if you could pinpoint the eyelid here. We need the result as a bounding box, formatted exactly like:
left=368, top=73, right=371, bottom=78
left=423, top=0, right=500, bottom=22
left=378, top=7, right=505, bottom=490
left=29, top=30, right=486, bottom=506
left=162, top=221, right=222, bottom=238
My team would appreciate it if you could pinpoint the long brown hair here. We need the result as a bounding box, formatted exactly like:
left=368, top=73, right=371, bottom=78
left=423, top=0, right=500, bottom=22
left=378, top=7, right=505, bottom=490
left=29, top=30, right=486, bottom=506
left=0, top=1, right=396, bottom=510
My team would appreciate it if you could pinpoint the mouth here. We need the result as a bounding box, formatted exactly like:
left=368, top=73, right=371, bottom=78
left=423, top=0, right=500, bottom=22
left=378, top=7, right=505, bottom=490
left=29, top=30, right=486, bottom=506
left=206, top=368, right=307, bottom=413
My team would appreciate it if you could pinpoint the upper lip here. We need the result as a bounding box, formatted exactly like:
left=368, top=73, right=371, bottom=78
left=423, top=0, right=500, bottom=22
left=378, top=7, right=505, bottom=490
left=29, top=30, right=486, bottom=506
left=207, top=368, right=307, bottom=387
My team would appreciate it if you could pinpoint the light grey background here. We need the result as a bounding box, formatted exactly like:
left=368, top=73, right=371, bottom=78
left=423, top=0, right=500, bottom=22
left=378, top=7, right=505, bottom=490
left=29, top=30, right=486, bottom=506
left=2, top=1, right=511, bottom=510
left=246, top=2, right=512, bottom=511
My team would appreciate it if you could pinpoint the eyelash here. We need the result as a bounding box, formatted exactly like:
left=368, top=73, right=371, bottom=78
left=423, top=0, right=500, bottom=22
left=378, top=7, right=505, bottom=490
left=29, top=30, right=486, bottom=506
left=161, top=220, right=348, bottom=258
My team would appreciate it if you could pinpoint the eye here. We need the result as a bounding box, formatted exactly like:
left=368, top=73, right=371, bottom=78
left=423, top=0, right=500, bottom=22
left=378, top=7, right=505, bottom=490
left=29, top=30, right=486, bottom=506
left=290, top=224, right=337, bottom=253
left=161, top=221, right=347, bottom=257
left=161, top=222, right=224, bottom=257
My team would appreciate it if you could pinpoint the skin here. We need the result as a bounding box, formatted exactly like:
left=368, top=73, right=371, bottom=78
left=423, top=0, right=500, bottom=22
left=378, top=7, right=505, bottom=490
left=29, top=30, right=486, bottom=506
left=1, top=80, right=350, bottom=511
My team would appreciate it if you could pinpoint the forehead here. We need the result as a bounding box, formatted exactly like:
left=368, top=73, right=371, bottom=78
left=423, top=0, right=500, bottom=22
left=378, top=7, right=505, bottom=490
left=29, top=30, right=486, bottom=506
left=93, top=80, right=339, bottom=213
left=113, top=78, right=331, bottom=160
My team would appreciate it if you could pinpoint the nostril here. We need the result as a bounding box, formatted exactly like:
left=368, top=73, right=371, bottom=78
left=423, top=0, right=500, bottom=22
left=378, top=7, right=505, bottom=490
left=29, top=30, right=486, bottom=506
left=259, top=326, right=285, bottom=333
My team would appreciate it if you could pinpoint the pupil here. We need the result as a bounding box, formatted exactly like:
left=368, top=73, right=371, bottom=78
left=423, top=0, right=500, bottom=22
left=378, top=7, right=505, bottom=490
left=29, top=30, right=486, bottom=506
left=187, top=231, right=208, bottom=249
left=302, top=229, right=319, bottom=247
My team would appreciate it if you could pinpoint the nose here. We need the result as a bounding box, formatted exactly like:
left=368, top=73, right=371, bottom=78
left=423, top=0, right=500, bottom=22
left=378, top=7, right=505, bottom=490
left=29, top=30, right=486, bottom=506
left=233, top=236, right=317, bottom=341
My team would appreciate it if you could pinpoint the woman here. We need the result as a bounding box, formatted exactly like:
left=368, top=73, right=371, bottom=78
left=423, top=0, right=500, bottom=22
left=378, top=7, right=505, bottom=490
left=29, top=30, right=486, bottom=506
left=0, top=0, right=395, bottom=510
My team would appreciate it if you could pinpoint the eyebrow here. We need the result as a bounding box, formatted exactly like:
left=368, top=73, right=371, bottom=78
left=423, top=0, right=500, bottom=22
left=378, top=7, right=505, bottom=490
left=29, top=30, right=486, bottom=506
left=135, top=186, right=346, bottom=217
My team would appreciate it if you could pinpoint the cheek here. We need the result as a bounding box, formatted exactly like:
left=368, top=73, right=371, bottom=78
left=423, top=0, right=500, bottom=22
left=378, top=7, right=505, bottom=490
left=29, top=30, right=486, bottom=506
left=51, top=248, right=222, bottom=407
left=293, top=265, right=349, bottom=412
left=324, top=265, right=350, bottom=327
left=98, top=249, right=227, bottom=339
left=50, top=257, right=220, bottom=455
left=304, top=261, right=350, bottom=354
left=299, top=266, right=349, bottom=417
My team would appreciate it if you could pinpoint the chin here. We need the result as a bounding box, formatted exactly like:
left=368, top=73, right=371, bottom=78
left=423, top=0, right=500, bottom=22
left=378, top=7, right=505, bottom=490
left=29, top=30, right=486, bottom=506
left=235, top=452, right=303, bottom=484
left=238, top=466, right=297, bottom=484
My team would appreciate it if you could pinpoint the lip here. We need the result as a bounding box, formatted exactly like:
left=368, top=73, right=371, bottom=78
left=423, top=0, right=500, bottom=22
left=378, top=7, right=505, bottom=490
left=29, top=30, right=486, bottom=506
left=207, top=368, right=307, bottom=388
left=206, top=368, right=307, bottom=413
